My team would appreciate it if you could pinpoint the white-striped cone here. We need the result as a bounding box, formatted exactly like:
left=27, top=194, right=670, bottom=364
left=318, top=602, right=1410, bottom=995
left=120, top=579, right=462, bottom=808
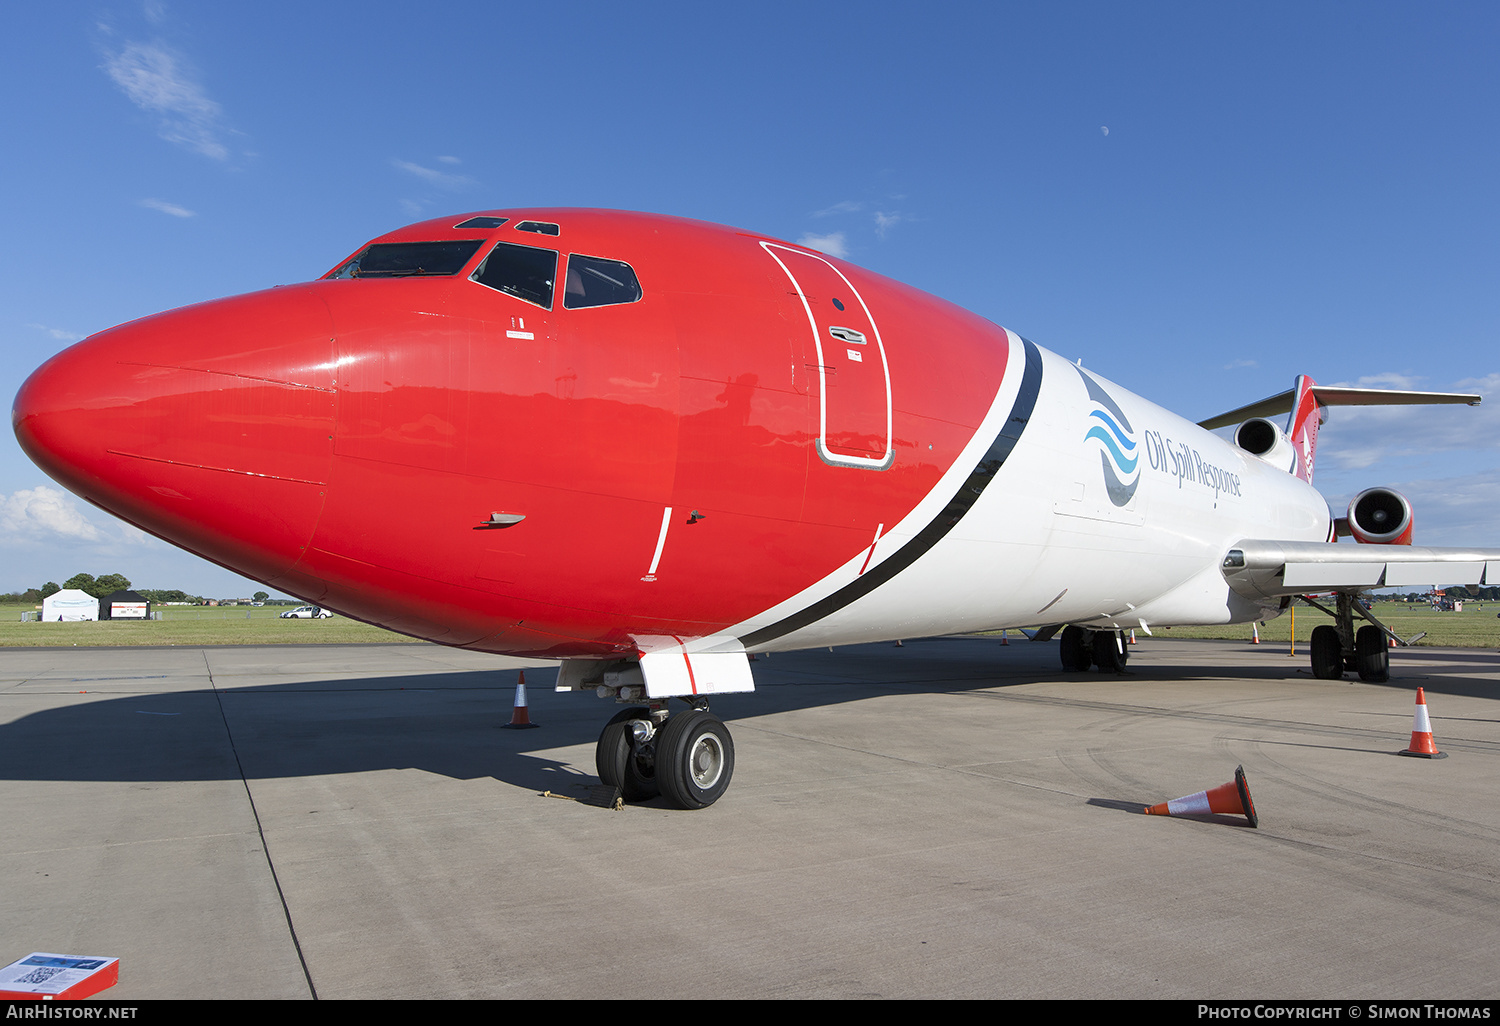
left=1145, top=766, right=1258, bottom=827
left=503, top=670, right=540, bottom=729
left=1398, top=687, right=1445, bottom=758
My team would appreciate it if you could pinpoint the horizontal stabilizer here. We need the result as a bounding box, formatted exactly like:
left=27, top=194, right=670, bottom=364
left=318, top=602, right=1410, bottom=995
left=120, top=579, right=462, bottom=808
left=1223, top=540, right=1500, bottom=602
left=1198, top=385, right=1480, bottom=431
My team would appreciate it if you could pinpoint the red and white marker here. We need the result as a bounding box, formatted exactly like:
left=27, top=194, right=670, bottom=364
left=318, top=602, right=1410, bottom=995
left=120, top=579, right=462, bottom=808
left=1398, top=687, right=1445, bottom=759
left=503, top=669, right=540, bottom=729
left=1145, top=766, right=1258, bottom=827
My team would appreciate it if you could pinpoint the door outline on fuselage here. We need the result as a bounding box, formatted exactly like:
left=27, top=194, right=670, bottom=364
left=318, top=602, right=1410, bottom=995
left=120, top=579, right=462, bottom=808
left=761, top=242, right=894, bottom=470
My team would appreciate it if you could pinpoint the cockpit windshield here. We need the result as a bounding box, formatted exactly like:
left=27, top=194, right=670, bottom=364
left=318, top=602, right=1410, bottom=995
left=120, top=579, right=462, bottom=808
left=328, top=240, right=484, bottom=278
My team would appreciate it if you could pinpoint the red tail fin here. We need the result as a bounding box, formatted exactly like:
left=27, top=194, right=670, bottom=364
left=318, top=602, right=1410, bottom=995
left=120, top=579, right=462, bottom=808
left=1287, top=374, right=1322, bottom=484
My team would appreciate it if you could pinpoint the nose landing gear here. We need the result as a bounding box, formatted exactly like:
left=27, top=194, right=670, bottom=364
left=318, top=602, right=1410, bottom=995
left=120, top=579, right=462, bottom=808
left=595, top=701, right=735, bottom=809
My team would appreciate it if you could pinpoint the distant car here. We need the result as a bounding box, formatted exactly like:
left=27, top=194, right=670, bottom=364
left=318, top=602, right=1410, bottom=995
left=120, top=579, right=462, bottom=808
left=279, top=605, right=332, bottom=619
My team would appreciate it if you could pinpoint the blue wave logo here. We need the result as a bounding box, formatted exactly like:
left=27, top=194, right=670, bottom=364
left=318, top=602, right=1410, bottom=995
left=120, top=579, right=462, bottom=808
left=1075, top=366, right=1139, bottom=506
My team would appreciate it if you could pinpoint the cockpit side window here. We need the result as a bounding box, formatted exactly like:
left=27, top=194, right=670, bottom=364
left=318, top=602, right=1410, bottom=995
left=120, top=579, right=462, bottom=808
left=471, top=241, right=558, bottom=309
left=328, top=240, right=484, bottom=278
left=563, top=254, right=643, bottom=309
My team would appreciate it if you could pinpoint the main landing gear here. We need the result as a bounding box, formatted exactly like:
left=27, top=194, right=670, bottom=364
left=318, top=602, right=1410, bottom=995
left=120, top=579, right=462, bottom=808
left=1059, top=625, right=1129, bottom=674
left=595, top=700, right=735, bottom=810
left=1304, top=592, right=1390, bottom=683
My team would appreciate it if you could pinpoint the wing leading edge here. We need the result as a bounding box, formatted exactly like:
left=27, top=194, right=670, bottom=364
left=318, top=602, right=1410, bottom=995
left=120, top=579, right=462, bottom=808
left=1222, top=540, right=1500, bottom=603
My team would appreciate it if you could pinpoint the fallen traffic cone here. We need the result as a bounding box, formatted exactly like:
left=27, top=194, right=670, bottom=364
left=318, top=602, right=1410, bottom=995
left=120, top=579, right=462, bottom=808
left=1144, top=766, right=1258, bottom=827
left=1398, top=687, right=1445, bottom=758
left=503, top=670, right=540, bottom=729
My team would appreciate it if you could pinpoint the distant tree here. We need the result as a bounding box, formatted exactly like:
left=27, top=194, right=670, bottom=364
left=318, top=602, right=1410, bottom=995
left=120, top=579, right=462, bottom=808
left=63, top=573, right=97, bottom=595
left=95, top=573, right=132, bottom=596
left=41, top=582, right=60, bottom=598
left=253, top=591, right=269, bottom=602
left=60, top=572, right=132, bottom=599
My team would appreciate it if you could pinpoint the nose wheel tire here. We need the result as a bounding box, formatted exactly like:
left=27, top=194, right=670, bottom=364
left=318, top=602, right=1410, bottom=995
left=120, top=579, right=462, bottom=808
left=655, top=710, right=735, bottom=810
left=596, top=707, right=660, bottom=801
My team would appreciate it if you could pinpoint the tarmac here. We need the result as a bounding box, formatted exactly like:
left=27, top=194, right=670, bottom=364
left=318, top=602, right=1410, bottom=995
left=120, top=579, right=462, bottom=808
left=1, top=635, right=1496, bottom=1000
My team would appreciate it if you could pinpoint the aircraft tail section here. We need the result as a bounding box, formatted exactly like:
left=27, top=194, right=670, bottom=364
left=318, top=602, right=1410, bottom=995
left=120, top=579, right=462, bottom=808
left=1287, top=374, right=1321, bottom=484
left=1198, top=377, right=1481, bottom=485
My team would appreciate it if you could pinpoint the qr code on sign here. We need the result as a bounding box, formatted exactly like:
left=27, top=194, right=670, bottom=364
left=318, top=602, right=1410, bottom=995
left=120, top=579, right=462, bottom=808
left=18, top=965, right=64, bottom=985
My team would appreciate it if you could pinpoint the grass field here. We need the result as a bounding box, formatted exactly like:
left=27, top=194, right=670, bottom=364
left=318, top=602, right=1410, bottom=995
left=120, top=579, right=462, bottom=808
left=4, top=599, right=1498, bottom=649
left=0, top=603, right=422, bottom=647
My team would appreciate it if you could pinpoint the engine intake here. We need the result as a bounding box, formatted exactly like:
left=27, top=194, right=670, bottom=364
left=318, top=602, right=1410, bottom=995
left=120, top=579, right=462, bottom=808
left=1347, top=487, right=1413, bottom=545
left=1234, top=417, right=1296, bottom=472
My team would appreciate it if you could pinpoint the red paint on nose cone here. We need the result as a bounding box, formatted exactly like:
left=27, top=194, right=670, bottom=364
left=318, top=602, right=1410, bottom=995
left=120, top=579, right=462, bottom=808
left=13, top=285, right=338, bottom=585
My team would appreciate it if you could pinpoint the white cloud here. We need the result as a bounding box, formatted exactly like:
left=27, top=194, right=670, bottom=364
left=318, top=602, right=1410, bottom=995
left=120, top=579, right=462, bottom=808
left=139, top=197, right=195, bottom=218
left=1316, top=372, right=1500, bottom=469
left=26, top=323, right=85, bottom=342
left=0, top=487, right=105, bottom=542
left=1223, top=359, right=1258, bottom=370
left=813, top=200, right=863, bottom=217
left=797, top=232, right=849, bottom=259
left=392, top=159, right=476, bottom=190
left=102, top=40, right=228, bottom=160
left=874, top=211, right=903, bottom=237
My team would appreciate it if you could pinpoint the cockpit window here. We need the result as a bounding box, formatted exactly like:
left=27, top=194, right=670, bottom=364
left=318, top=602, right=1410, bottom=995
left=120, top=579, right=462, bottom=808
left=454, top=216, right=508, bottom=229
left=564, top=254, right=643, bottom=309
left=328, top=240, right=484, bottom=278
left=471, top=241, right=558, bottom=308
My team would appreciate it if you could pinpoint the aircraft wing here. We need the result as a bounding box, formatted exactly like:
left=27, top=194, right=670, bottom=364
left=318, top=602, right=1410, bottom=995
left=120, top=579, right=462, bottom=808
left=1222, top=540, right=1500, bottom=602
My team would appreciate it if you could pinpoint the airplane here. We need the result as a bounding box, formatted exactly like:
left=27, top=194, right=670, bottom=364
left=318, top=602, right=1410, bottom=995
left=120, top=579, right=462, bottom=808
left=13, top=208, right=1499, bottom=809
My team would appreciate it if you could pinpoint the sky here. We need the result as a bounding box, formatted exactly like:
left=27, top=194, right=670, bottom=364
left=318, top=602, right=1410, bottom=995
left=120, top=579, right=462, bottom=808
left=2, top=2, right=1498, bottom=598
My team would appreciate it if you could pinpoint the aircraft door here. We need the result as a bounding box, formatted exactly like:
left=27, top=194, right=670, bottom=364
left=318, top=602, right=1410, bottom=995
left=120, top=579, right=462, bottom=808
left=762, top=243, right=893, bottom=469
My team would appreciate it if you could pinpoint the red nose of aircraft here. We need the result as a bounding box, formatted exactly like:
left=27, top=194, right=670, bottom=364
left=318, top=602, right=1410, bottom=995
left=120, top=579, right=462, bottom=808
left=13, top=285, right=338, bottom=585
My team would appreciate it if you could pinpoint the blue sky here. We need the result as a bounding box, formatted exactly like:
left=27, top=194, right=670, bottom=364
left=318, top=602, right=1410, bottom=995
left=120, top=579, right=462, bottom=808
left=3, top=2, right=1498, bottom=598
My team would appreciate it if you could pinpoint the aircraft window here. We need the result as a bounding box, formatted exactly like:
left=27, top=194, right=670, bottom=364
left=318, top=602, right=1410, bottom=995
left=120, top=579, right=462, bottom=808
left=564, top=254, right=643, bottom=309
left=471, top=241, right=558, bottom=308
left=516, top=221, right=561, bottom=236
left=328, top=240, right=484, bottom=278
left=454, top=216, right=508, bottom=229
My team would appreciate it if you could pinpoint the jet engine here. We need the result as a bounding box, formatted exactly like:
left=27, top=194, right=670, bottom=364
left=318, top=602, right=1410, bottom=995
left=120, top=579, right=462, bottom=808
left=1343, top=487, right=1414, bottom=545
left=1234, top=417, right=1296, bottom=473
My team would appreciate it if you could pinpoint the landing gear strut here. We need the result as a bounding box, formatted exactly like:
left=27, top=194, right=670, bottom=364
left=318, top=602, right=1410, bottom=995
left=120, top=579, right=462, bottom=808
left=594, top=700, right=735, bottom=809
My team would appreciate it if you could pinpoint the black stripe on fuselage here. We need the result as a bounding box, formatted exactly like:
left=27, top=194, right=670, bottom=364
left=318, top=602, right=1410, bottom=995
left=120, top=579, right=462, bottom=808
left=738, top=338, right=1044, bottom=650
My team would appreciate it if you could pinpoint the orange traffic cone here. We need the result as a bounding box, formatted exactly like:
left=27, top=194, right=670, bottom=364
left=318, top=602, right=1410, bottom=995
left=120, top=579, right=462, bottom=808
left=1398, top=687, right=1445, bottom=758
left=1000, top=630, right=1008, bottom=645
left=1251, top=623, right=1260, bottom=645
left=1128, top=629, right=1137, bottom=645
left=503, top=670, right=540, bottom=729
left=1145, top=766, right=1257, bottom=827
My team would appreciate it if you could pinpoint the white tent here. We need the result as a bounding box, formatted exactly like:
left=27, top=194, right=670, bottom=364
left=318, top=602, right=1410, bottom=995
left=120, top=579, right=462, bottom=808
left=41, top=589, right=99, bottom=621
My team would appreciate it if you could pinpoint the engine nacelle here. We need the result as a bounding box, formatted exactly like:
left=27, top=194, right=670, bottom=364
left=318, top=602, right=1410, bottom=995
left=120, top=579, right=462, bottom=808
left=1345, top=487, right=1414, bottom=545
left=1234, top=417, right=1297, bottom=473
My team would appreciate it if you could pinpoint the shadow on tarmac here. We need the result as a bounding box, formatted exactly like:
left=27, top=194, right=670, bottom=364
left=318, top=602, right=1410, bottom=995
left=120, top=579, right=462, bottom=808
left=2, top=637, right=1494, bottom=795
